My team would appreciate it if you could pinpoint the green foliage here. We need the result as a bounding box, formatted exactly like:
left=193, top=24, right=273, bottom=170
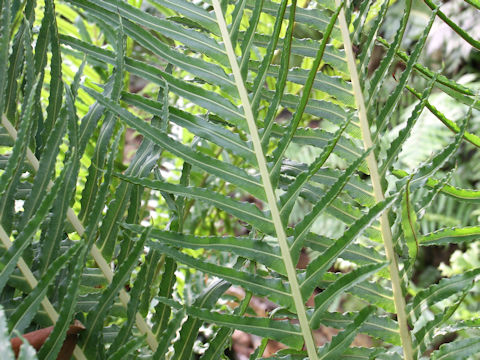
left=0, top=0, right=478, bottom=359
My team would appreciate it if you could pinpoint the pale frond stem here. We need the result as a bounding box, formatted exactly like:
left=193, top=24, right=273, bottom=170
left=212, top=2, right=319, bottom=359
left=0, top=224, right=87, bottom=360
left=1, top=114, right=159, bottom=352
left=334, top=3, right=414, bottom=360
left=1, top=114, right=39, bottom=169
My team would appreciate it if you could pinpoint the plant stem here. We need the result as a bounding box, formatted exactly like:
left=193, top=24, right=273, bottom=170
left=334, top=3, right=414, bottom=360
left=211, top=2, right=319, bottom=358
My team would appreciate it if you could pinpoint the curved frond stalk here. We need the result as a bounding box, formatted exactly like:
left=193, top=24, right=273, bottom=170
left=211, top=2, right=319, bottom=358
left=405, top=84, right=480, bottom=148
left=375, top=36, right=476, bottom=97
left=464, top=0, right=480, bottom=9
left=423, top=0, right=480, bottom=50
left=334, top=2, right=414, bottom=360
left=0, top=114, right=158, bottom=352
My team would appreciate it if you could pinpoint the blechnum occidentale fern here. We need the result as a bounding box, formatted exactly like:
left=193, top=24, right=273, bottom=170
left=0, top=0, right=479, bottom=359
